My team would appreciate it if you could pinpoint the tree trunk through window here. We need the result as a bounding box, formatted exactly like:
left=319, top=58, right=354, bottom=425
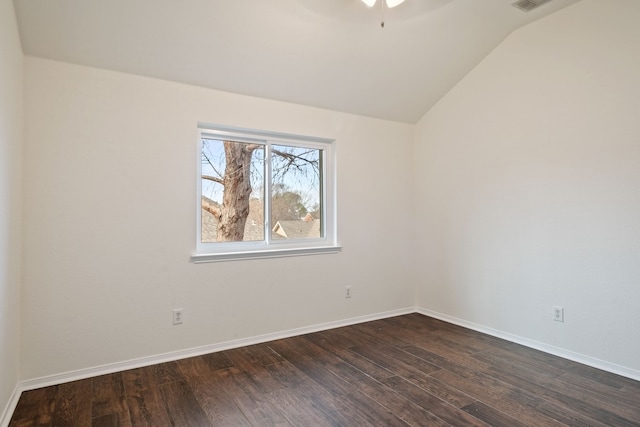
left=201, top=136, right=321, bottom=244
left=215, top=141, right=260, bottom=242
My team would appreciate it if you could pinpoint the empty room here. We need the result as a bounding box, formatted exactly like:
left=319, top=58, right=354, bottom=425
left=1, top=0, right=639, bottom=425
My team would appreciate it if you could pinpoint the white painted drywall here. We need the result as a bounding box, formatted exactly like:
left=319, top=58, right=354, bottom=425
left=21, top=58, right=415, bottom=379
left=16, top=0, right=640, bottom=389
left=415, top=0, right=640, bottom=372
left=0, top=0, right=23, bottom=417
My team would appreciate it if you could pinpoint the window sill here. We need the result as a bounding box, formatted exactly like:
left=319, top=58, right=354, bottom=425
left=191, top=245, right=342, bottom=263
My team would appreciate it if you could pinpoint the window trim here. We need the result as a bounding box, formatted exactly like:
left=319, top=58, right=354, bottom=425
left=192, top=123, right=340, bottom=263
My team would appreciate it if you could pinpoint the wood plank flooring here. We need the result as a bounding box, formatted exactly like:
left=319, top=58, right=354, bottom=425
left=9, top=314, right=640, bottom=426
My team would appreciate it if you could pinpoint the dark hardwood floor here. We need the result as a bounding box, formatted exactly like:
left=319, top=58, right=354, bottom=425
left=9, top=313, right=640, bottom=426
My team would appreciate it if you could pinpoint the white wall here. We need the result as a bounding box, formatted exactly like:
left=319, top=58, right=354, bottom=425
left=415, top=0, right=640, bottom=375
left=16, top=0, right=640, bottom=387
left=21, top=58, right=415, bottom=380
left=0, top=0, right=23, bottom=418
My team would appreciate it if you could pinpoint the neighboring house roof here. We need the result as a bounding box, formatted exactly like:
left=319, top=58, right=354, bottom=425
left=202, top=196, right=320, bottom=242
left=272, top=220, right=320, bottom=240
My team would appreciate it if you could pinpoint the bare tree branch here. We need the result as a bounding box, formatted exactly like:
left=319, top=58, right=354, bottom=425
left=202, top=147, right=224, bottom=178
left=272, top=149, right=318, bottom=166
left=203, top=204, right=221, bottom=218
left=202, top=175, right=224, bottom=185
left=271, top=148, right=320, bottom=182
left=202, top=199, right=221, bottom=218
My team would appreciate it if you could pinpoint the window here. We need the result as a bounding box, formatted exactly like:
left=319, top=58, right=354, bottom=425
left=192, top=123, right=339, bottom=262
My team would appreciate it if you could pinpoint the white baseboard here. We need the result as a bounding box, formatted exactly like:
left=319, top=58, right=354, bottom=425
left=0, top=383, right=22, bottom=427
left=3, top=307, right=412, bottom=425
left=416, top=307, right=640, bottom=382
left=16, top=306, right=415, bottom=394
left=5, top=305, right=639, bottom=426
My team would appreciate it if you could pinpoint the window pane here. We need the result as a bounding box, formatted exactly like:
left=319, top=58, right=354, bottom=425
left=270, top=144, right=322, bottom=240
left=201, top=138, right=264, bottom=243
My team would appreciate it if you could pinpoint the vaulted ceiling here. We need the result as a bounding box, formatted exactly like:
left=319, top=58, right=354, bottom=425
left=14, top=0, right=580, bottom=123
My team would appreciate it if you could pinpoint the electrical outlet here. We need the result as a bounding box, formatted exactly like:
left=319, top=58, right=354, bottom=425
left=552, top=306, right=564, bottom=322
left=173, top=308, right=184, bottom=325
left=345, top=286, right=352, bottom=299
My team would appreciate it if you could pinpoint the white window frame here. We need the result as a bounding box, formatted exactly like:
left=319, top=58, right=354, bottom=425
left=192, top=123, right=340, bottom=263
